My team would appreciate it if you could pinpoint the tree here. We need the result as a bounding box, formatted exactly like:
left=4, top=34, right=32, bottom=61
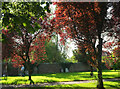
left=73, top=49, right=88, bottom=64
left=65, top=56, right=78, bottom=63
left=53, top=2, right=120, bottom=88
left=103, top=2, right=120, bottom=70
left=45, top=41, right=66, bottom=63
left=2, top=2, right=51, bottom=82
left=52, top=2, right=110, bottom=89
left=112, top=47, right=120, bottom=70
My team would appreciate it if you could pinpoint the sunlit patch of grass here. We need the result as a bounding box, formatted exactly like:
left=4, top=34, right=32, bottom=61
left=1, top=76, right=30, bottom=85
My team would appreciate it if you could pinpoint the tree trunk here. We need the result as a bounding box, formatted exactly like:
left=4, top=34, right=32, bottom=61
left=97, top=67, right=104, bottom=89
left=97, top=38, right=105, bottom=89
left=26, top=62, right=34, bottom=84
left=28, top=71, right=31, bottom=80
left=27, top=62, right=32, bottom=81
left=26, top=62, right=32, bottom=81
left=90, top=65, right=93, bottom=76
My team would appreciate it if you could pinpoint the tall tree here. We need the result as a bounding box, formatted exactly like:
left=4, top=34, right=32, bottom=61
left=45, top=38, right=67, bottom=63
left=2, top=2, right=51, bottom=82
left=52, top=2, right=109, bottom=89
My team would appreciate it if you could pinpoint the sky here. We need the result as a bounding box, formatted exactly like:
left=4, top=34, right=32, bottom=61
left=66, top=40, right=77, bottom=58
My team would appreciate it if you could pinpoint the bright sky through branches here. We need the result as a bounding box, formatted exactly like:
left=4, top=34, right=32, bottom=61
left=49, top=3, right=113, bottom=58
left=49, top=3, right=115, bottom=58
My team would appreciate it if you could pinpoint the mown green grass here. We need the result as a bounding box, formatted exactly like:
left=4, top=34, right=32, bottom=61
left=0, top=70, right=119, bottom=85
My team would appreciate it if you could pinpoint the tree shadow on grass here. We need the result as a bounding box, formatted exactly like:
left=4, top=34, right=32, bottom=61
left=32, top=73, right=97, bottom=83
left=38, top=73, right=119, bottom=81
left=102, top=70, right=120, bottom=72
left=11, top=79, right=28, bottom=85
left=102, top=74, right=119, bottom=79
left=104, top=84, right=120, bottom=89
left=37, top=73, right=94, bottom=80
left=104, top=81, right=120, bottom=89
left=11, top=79, right=35, bottom=85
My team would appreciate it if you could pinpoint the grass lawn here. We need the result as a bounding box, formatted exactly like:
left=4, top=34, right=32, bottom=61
left=3, top=81, right=120, bottom=89
left=0, top=70, right=119, bottom=85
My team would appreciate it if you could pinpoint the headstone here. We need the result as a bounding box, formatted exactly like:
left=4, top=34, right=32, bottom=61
left=65, top=68, right=69, bottom=72
left=61, top=69, right=63, bottom=72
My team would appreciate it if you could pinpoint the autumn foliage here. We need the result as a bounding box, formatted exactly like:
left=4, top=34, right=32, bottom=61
left=2, top=29, right=15, bottom=61
left=52, top=2, right=106, bottom=67
left=51, top=2, right=120, bottom=88
left=30, top=34, right=48, bottom=64
left=113, top=47, right=120, bottom=58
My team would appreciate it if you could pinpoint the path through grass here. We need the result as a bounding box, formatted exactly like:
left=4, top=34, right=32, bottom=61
left=44, top=81, right=120, bottom=89
left=2, top=81, right=120, bottom=89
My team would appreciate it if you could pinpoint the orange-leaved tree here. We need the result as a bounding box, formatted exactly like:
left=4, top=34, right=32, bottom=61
left=52, top=2, right=111, bottom=89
